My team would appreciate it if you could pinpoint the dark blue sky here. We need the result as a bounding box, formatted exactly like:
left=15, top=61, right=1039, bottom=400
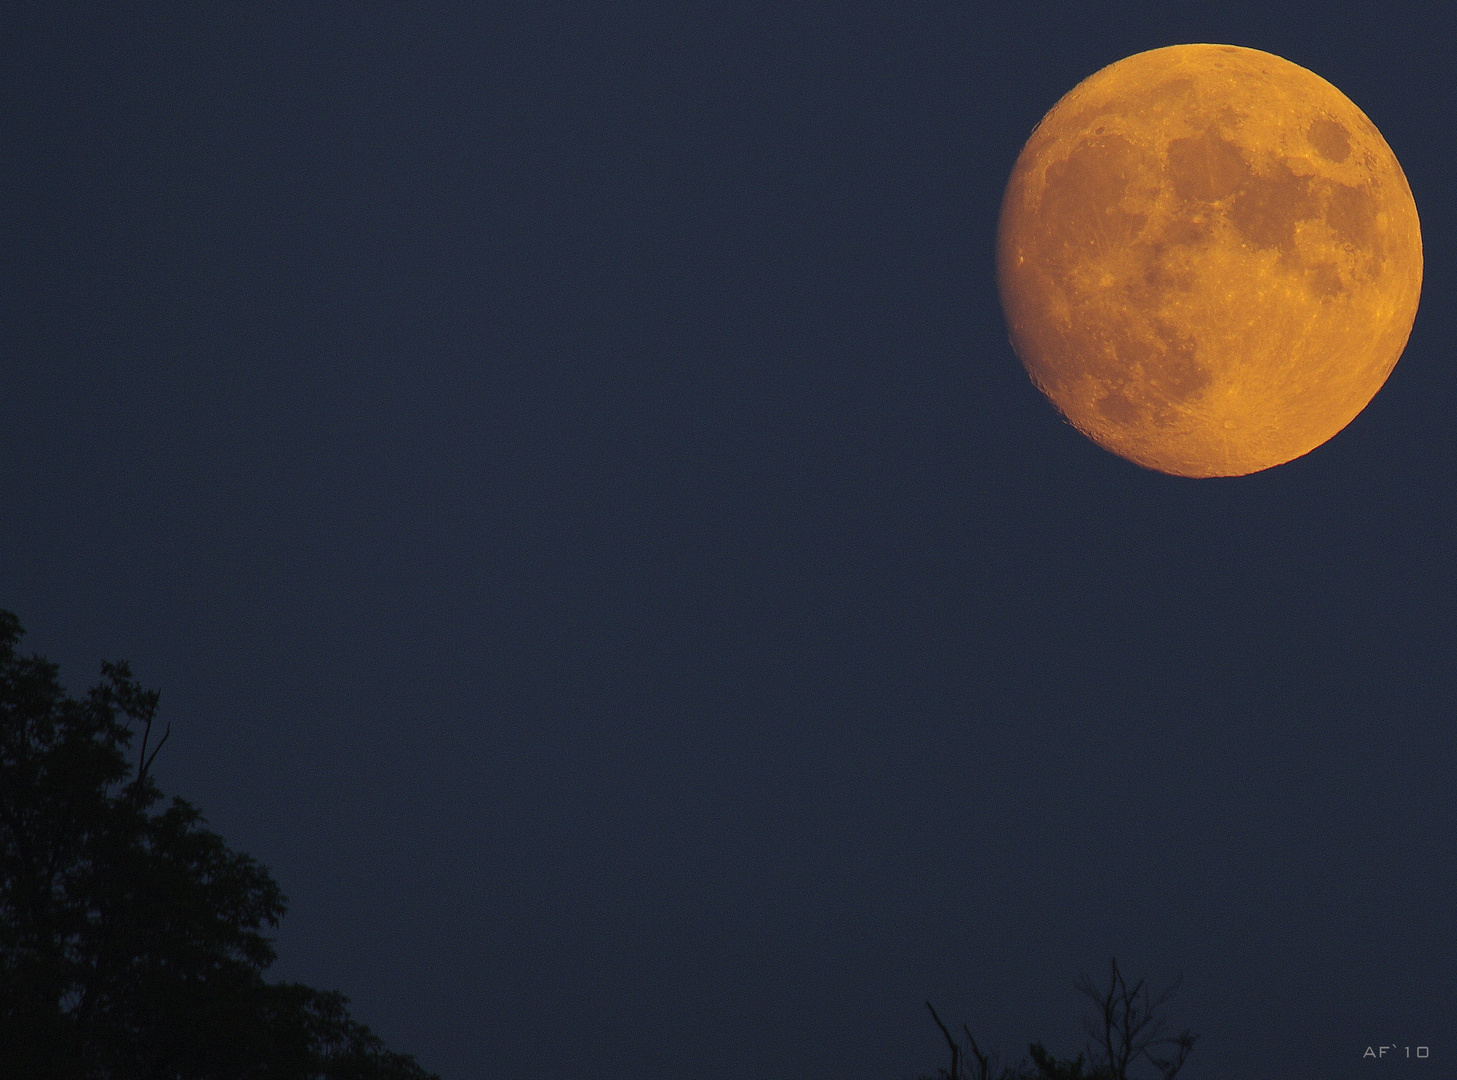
left=2, top=3, right=1451, bottom=1078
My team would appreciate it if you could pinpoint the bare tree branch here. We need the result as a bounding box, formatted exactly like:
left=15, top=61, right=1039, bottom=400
left=927, top=1002, right=961, bottom=1080
left=964, top=1024, right=993, bottom=1080
left=1075, top=959, right=1198, bottom=1080
left=140, top=723, right=171, bottom=787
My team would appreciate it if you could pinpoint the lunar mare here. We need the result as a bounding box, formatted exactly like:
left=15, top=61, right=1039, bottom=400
left=997, top=44, right=1422, bottom=477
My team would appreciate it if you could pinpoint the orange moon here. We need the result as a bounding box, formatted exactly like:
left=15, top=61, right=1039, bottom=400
left=996, top=44, right=1422, bottom=477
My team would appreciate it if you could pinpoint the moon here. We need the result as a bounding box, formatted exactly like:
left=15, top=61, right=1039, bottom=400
left=996, top=44, right=1422, bottom=477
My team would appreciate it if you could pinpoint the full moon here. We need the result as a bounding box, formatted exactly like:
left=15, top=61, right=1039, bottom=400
left=997, top=44, right=1422, bottom=477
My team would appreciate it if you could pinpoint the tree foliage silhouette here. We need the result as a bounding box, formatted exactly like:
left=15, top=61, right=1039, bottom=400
left=921, top=959, right=1197, bottom=1080
left=0, top=609, right=438, bottom=1079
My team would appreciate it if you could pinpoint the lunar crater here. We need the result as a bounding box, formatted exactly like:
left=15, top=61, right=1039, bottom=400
left=1307, top=116, right=1351, bottom=161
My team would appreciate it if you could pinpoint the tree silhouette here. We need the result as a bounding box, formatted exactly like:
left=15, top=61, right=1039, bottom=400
left=922, top=1000, right=1110, bottom=1080
left=921, top=959, right=1196, bottom=1080
left=1075, top=959, right=1197, bottom=1080
left=0, top=609, right=438, bottom=1079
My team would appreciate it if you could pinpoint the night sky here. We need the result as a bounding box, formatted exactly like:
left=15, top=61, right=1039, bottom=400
left=2, top=4, right=1452, bottom=1079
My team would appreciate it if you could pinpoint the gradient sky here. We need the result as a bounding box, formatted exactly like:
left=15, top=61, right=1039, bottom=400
left=2, top=4, right=1452, bottom=1079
